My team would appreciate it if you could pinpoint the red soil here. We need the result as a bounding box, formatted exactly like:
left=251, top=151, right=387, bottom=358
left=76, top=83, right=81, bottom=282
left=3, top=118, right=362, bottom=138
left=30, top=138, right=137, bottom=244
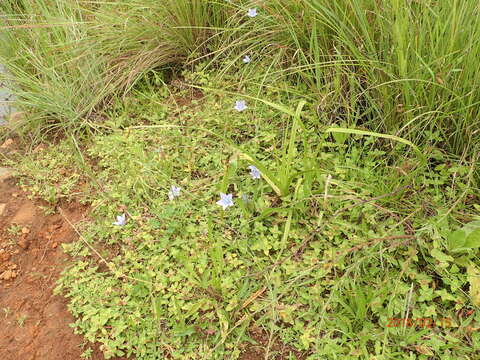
left=0, top=175, right=121, bottom=360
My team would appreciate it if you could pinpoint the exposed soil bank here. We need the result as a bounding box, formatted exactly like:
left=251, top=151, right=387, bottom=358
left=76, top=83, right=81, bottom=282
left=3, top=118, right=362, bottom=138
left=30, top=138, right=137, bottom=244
left=0, top=172, right=121, bottom=360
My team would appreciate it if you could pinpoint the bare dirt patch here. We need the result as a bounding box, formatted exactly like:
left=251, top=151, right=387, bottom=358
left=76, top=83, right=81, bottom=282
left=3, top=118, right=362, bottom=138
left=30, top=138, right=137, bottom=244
left=0, top=176, right=122, bottom=360
left=239, top=325, right=306, bottom=360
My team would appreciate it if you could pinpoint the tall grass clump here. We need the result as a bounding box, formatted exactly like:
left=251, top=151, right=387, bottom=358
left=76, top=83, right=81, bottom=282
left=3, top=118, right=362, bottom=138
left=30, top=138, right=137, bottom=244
left=216, top=0, right=480, bottom=157
left=2, top=0, right=480, bottom=158
left=88, top=0, right=229, bottom=91
left=0, top=0, right=230, bottom=137
left=0, top=0, right=109, bottom=139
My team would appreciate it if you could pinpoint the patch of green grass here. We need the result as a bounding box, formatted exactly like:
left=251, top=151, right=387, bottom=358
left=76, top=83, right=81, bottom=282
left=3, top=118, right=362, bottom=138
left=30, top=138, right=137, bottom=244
left=2, top=0, right=480, bottom=158
left=0, top=0, right=227, bottom=139
left=214, top=0, right=480, bottom=157
left=5, top=140, right=86, bottom=204
left=0, top=1, right=108, bottom=139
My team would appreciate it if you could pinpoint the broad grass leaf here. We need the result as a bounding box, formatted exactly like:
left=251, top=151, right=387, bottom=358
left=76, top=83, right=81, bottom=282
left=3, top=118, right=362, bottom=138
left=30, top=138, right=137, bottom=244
left=172, top=325, right=196, bottom=337
left=324, top=127, right=425, bottom=161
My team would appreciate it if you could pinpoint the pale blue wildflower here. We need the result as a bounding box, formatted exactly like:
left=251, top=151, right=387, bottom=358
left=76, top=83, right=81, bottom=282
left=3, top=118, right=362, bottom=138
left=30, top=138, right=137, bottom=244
left=248, top=165, right=261, bottom=179
left=247, top=8, right=257, bottom=17
left=113, top=213, right=126, bottom=226
left=217, top=193, right=234, bottom=210
left=243, top=55, right=251, bottom=64
left=241, top=193, right=250, bottom=202
left=234, top=100, right=247, bottom=112
left=168, top=185, right=181, bottom=200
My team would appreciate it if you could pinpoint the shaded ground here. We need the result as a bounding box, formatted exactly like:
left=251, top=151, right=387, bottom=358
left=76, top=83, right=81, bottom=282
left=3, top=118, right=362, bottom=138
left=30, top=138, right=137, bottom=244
left=0, top=171, right=120, bottom=360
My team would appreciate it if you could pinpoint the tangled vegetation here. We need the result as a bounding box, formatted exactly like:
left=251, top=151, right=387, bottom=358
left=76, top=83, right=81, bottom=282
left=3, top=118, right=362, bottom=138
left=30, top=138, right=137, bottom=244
left=1, top=1, right=479, bottom=359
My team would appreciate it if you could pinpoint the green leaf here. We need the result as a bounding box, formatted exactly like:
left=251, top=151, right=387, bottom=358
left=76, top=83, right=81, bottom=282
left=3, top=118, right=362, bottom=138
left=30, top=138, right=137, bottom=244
left=431, top=248, right=454, bottom=263
left=464, top=220, right=480, bottom=234
left=464, top=228, right=480, bottom=249
left=446, top=221, right=480, bottom=252
left=435, top=288, right=456, bottom=302
left=324, top=127, right=425, bottom=162
left=447, top=229, right=466, bottom=252
left=332, top=131, right=348, bottom=144
left=454, top=255, right=471, bottom=267
left=173, top=325, right=196, bottom=337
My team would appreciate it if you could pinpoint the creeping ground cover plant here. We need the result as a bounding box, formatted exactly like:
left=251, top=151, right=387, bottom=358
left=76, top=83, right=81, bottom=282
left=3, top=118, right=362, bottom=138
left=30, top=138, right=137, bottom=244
left=45, top=80, right=479, bottom=359
left=1, top=1, right=479, bottom=359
